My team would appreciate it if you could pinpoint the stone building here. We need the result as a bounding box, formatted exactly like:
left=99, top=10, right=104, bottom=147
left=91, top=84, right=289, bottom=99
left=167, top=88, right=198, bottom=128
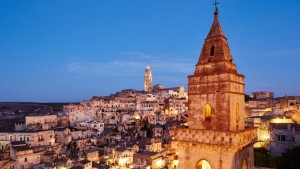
left=145, top=137, right=162, bottom=152
left=0, top=130, right=55, bottom=148
left=172, top=7, right=257, bottom=169
left=269, top=117, right=300, bottom=157
left=252, top=91, right=274, bottom=100
left=0, top=160, right=12, bottom=169
left=82, top=148, right=100, bottom=162
left=25, top=114, right=57, bottom=131
left=144, top=65, right=153, bottom=92
left=133, top=151, right=164, bottom=169
left=10, top=142, right=42, bottom=169
left=55, top=128, right=72, bottom=145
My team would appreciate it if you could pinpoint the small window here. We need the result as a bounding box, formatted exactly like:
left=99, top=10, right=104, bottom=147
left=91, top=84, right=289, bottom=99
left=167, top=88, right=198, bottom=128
left=24, top=158, right=27, bottom=162
left=210, top=46, right=215, bottom=56
left=204, top=104, right=212, bottom=120
left=278, top=135, right=286, bottom=141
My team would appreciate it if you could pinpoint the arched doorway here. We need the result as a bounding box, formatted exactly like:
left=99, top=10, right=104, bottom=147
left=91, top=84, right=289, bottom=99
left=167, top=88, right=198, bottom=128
left=242, top=159, right=247, bottom=169
left=196, top=159, right=212, bottom=169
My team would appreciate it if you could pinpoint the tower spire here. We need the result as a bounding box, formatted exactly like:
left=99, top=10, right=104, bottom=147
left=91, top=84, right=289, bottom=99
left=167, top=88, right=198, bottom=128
left=207, top=0, right=224, bottom=39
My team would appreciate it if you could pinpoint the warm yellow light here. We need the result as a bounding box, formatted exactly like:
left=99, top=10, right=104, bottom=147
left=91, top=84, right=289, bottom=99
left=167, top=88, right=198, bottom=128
left=156, top=159, right=163, bottom=167
left=262, top=134, right=270, bottom=141
left=270, top=118, right=294, bottom=124
left=172, top=110, right=178, bottom=115
left=196, top=160, right=211, bottom=169
left=133, top=113, right=141, bottom=120
left=119, top=158, right=125, bottom=165
left=165, top=109, right=170, bottom=116
left=204, top=104, right=212, bottom=119
left=173, top=160, right=178, bottom=166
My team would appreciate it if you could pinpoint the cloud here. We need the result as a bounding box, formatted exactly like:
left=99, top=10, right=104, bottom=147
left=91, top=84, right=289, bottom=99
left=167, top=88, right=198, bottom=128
left=65, top=51, right=194, bottom=77
left=66, top=63, right=83, bottom=72
left=119, top=51, right=152, bottom=60
left=66, top=61, right=142, bottom=77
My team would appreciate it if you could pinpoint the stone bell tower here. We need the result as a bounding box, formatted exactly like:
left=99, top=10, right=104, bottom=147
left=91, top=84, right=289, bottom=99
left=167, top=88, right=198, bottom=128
left=173, top=6, right=257, bottom=169
left=144, top=65, right=152, bottom=92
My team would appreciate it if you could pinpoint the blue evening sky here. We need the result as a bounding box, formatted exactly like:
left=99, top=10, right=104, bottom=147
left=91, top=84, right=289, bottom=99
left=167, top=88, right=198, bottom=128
left=0, top=0, right=299, bottom=102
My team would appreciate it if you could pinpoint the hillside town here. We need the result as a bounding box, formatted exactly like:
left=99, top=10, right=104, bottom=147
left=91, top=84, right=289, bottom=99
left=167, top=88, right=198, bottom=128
left=1, top=65, right=300, bottom=169
left=0, top=66, right=187, bottom=169
left=1, top=2, right=300, bottom=168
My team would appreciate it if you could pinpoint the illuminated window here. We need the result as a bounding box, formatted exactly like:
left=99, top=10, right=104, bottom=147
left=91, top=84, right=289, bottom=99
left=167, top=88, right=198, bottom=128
left=196, top=159, right=211, bottom=169
left=204, top=104, right=212, bottom=120
left=236, top=103, right=240, bottom=122
left=242, top=159, right=247, bottom=169
left=210, top=46, right=215, bottom=56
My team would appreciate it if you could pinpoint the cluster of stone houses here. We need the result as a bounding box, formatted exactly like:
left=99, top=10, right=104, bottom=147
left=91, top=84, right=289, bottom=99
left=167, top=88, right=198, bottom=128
left=0, top=86, right=187, bottom=169
left=246, top=91, right=300, bottom=156
left=2, top=87, right=300, bottom=169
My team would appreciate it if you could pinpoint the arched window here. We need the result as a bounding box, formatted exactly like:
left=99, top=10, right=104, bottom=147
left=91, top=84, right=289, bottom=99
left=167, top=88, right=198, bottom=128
left=204, top=104, right=212, bottom=120
left=210, top=46, right=215, bottom=56
left=242, top=159, right=247, bottom=169
left=236, top=103, right=240, bottom=122
left=196, top=159, right=212, bottom=169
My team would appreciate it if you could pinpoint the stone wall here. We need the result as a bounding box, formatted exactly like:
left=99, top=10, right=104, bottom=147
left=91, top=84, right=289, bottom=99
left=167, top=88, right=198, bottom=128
left=173, top=127, right=257, bottom=149
left=175, top=142, right=254, bottom=169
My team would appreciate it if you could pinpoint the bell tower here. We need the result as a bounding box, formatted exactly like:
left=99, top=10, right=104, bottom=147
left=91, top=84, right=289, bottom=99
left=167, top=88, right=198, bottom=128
left=173, top=5, right=257, bottom=169
left=188, top=7, right=245, bottom=132
left=144, top=65, right=152, bottom=92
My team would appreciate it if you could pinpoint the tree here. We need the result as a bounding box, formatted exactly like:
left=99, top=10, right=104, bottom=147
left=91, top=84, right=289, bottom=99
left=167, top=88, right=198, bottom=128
left=245, top=94, right=251, bottom=102
left=254, top=147, right=271, bottom=167
left=278, top=146, right=300, bottom=169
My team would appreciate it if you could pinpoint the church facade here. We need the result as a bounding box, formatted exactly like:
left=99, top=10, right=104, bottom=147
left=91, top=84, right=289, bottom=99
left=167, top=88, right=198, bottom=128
left=173, top=7, right=257, bottom=169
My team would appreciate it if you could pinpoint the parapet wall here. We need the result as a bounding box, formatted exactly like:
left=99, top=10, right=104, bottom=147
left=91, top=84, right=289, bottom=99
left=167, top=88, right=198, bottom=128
left=173, top=127, right=257, bottom=150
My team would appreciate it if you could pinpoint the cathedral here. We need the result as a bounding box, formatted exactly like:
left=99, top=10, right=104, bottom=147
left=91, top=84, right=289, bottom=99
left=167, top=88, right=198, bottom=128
left=172, top=6, right=257, bottom=169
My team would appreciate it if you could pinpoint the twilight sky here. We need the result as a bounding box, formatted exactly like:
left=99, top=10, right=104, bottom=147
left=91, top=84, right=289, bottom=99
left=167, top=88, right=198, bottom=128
left=0, top=0, right=300, bottom=102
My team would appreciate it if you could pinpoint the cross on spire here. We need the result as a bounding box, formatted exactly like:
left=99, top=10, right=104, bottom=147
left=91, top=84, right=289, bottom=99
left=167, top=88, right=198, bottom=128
left=213, top=0, right=219, bottom=9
